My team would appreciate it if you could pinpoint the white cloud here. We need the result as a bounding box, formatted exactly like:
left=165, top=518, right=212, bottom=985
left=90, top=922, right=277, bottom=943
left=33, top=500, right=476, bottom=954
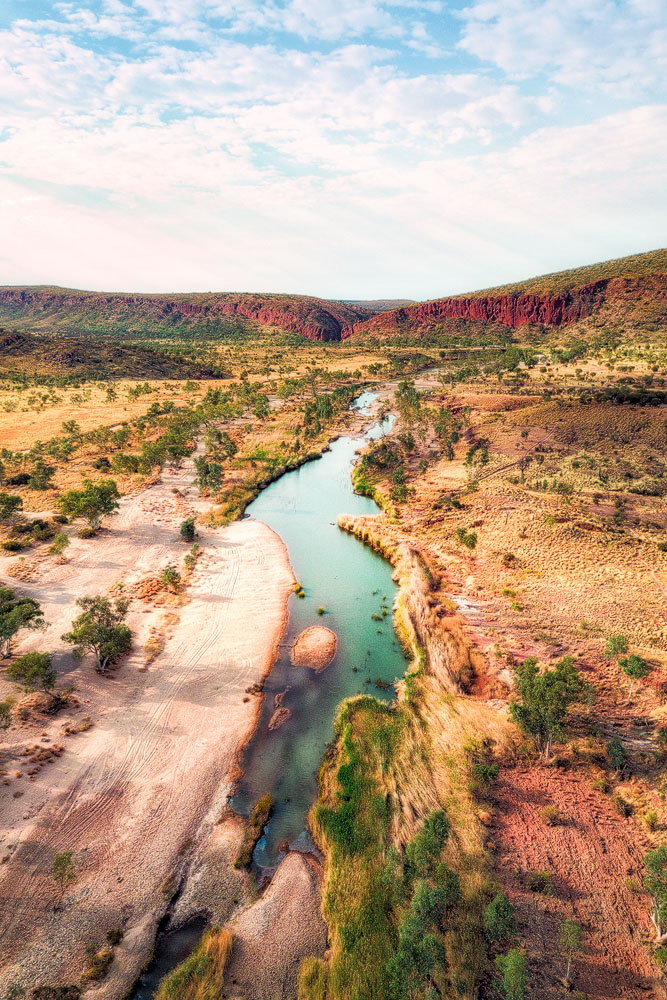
left=0, top=0, right=664, bottom=296
left=458, top=0, right=667, bottom=96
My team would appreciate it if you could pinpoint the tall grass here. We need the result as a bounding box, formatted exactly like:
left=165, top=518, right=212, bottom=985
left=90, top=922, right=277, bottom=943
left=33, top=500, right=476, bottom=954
left=154, top=927, right=233, bottom=1000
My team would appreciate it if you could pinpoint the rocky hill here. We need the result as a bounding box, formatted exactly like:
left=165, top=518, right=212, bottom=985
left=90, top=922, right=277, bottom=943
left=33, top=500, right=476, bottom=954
left=346, top=249, right=667, bottom=341
left=0, top=328, right=227, bottom=379
left=0, top=288, right=371, bottom=343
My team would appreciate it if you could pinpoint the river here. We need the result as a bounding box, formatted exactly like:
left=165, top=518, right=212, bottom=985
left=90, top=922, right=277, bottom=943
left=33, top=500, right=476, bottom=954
left=132, top=389, right=406, bottom=996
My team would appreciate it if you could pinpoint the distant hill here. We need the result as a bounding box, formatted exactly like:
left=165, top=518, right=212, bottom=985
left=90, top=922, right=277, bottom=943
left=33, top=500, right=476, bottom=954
left=346, top=249, right=667, bottom=341
left=0, top=288, right=371, bottom=343
left=0, top=329, right=228, bottom=380
left=344, top=299, right=416, bottom=313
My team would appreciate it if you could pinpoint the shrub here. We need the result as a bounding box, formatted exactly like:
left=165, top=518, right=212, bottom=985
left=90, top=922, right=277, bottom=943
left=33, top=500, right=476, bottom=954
left=2, top=539, right=25, bottom=552
left=82, top=945, right=114, bottom=982
left=645, top=809, right=659, bottom=832
left=0, top=494, right=23, bottom=522
left=473, top=761, right=499, bottom=785
left=49, top=533, right=70, bottom=557
left=612, top=794, right=633, bottom=817
left=7, top=652, right=55, bottom=692
left=607, top=736, right=626, bottom=772
left=180, top=518, right=196, bottom=542
left=161, top=566, right=181, bottom=591
left=455, top=527, right=478, bottom=550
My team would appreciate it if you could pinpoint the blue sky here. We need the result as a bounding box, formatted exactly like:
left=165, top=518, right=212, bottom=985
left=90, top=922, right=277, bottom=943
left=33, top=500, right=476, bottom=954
left=0, top=0, right=665, bottom=298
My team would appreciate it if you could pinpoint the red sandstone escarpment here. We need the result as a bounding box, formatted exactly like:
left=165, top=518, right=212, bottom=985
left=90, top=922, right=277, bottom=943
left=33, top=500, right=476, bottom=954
left=345, top=275, right=666, bottom=340
left=0, top=288, right=368, bottom=342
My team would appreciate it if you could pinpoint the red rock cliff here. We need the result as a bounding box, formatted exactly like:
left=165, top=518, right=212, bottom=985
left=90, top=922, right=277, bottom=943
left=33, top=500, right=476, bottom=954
left=345, top=281, right=612, bottom=339
left=0, top=289, right=368, bottom=343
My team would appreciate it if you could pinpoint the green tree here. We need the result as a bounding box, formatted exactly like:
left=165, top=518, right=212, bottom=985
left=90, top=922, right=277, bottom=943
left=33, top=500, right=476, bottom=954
left=0, top=493, right=22, bottom=523
left=559, top=918, right=583, bottom=983
left=604, top=633, right=629, bottom=660
left=510, top=655, right=586, bottom=758
left=619, top=654, right=652, bottom=697
left=644, top=846, right=667, bottom=942
left=0, top=588, right=44, bottom=658
left=62, top=596, right=132, bottom=673
left=52, top=850, right=76, bottom=905
left=495, top=948, right=528, bottom=1000
left=484, top=892, right=516, bottom=943
left=6, top=651, right=55, bottom=692
left=57, top=479, right=120, bottom=530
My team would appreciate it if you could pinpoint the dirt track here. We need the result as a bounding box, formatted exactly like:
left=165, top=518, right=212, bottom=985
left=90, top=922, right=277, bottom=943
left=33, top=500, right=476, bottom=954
left=0, top=448, right=294, bottom=996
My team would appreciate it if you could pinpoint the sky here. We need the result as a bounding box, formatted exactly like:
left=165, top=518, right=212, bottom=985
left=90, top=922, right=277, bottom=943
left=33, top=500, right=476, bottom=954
left=0, top=0, right=665, bottom=299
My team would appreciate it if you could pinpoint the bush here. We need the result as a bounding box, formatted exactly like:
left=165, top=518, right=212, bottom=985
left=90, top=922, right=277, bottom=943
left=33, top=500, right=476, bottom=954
left=0, top=494, right=23, bottom=522
left=495, top=948, right=528, bottom=1000
left=161, top=566, right=181, bottom=591
left=49, top=533, right=70, bottom=556
left=82, top=945, right=114, bottom=982
left=455, top=527, right=477, bottom=550
left=179, top=518, right=196, bottom=542
left=612, top=794, right=633, bottom=817
left=607, top=736, right=626, bottom=771
left=1, top=539, right=25, bottom=552
left=540, top=804, right=561, bottom=826
left=484, top=892, right=516, bottom=943
left=526, top=870, right=552, bottom=894
left=7, top=652, right=55, bottom=692
left=645, top=809, right=659, bottom=832
left=604, top=633, right=629, bottom=659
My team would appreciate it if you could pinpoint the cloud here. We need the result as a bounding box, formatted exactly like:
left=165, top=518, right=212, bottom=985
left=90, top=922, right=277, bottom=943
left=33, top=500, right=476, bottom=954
left=0, top=0, right=664, bottom=296
left=458, top=0, right=667, bottom=96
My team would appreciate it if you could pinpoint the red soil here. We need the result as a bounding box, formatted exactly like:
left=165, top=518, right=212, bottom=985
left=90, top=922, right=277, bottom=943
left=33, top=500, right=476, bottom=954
left=491, top=763, right=664, bottom=999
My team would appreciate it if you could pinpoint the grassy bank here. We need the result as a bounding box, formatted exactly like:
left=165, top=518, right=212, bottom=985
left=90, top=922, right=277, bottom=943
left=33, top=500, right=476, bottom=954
left=298, top=511, right=514, bottom=1000
left=154, top=927, right=233, bottom=1000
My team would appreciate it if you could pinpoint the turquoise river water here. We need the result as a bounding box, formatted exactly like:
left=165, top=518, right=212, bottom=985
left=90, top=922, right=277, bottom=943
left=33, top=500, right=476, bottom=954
left=232, top=390, right=406, bottom=866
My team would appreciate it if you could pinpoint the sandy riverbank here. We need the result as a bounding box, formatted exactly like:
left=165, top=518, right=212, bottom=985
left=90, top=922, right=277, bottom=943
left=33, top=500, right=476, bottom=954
left=0, top=448, right=294, bottom=997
